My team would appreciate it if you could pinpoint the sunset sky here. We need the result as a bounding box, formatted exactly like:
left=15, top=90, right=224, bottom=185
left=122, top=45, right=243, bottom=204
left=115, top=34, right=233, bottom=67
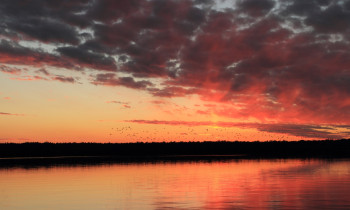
left=1, top=0, right=350, bottom=142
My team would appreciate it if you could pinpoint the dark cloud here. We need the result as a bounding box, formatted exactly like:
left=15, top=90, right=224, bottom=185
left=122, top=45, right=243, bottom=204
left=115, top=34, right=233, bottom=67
left=88, top=0, right=141, bottom=23
left=93, top=73, right=153, bottom=89
left=57, top=46, right=117, bottom=71
left=283, top=0, right=320, bottom=16
left=118, top=77, right=153, bottom=89
left=0, top=39, right=35, bottom=57
left=237, top=0, right=275, bottom=16
left=8, top=18, right=80, bottom=44
left=0, top=39, right=73, bottom=68
left=52, top=75, right=76, bottom=83
left=0, top=39, right=117, bottom=72
left=0, top=0, right=89, bottom=43
left=305, top=4, right=350, bottom=33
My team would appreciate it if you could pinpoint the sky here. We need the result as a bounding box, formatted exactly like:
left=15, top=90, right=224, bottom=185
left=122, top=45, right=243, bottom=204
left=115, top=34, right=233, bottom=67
left=1, top=0, right=350, bottom=142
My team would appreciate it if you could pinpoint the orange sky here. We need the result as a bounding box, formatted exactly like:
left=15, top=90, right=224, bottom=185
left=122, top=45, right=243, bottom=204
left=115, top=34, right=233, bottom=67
left=1, top=69, right=348, bottom=142
left=1, top=0, right=350, bottom=142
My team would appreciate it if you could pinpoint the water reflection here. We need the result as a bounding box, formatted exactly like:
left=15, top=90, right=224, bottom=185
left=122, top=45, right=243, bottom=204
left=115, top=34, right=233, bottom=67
left=1, top=159, right=350, bottom=209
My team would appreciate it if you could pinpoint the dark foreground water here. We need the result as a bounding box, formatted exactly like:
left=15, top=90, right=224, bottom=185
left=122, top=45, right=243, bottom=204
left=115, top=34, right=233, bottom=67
left=1, top=159, right=350, bottom=209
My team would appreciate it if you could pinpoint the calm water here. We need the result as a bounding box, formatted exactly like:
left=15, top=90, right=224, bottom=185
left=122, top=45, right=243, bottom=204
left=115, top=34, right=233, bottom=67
left=1, top=159, right=350, bottom=209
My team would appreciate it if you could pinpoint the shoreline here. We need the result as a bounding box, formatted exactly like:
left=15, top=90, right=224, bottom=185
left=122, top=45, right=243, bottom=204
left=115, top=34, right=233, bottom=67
left=1, top=140, right=350, bottom=165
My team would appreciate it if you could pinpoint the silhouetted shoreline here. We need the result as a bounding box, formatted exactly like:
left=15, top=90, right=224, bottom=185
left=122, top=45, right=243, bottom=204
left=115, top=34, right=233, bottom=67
left=1, top=140, right=350, bottom=160
left=1, top=140, right=350, bottom=168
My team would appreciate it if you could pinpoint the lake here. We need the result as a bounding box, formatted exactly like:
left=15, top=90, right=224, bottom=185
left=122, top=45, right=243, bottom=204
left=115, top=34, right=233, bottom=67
left=1, top=158, right=350, bottom=209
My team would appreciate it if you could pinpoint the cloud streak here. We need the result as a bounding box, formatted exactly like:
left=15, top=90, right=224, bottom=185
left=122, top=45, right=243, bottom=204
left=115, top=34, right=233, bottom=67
left=4, top=66, right=79, bottom=84
left=0, top=112, right=25, bottom=116
left=106, top=100, right=131, bottom=108
left=125, top=120, right=349, bottom=139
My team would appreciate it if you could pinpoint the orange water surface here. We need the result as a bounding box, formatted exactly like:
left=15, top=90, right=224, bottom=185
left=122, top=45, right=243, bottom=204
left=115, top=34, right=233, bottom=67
left=1, top=159, right=350, bottom=209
